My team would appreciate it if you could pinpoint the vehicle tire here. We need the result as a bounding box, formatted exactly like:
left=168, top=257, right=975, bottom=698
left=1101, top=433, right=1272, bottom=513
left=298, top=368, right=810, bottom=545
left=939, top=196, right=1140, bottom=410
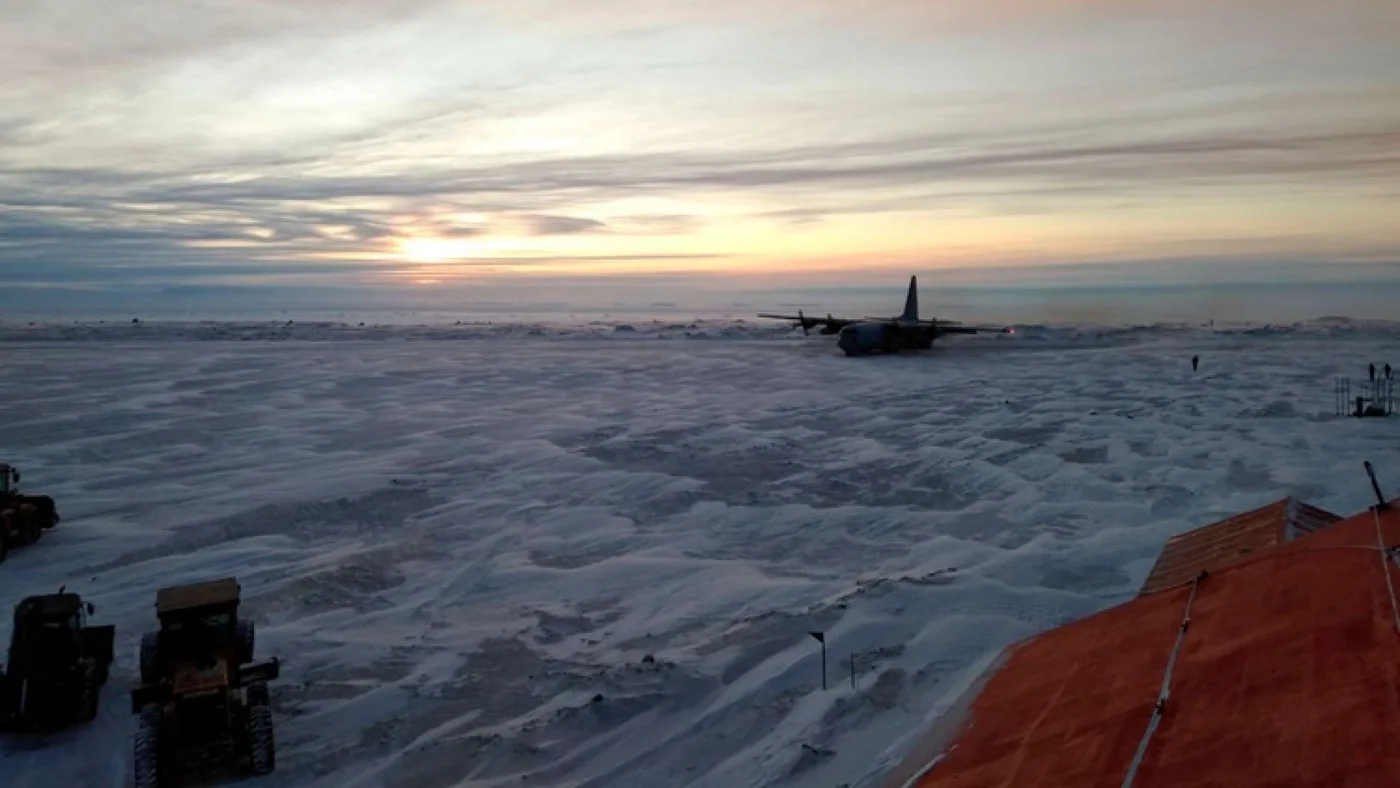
left=78, top=661, right=100, bottom=722
left=0, top=670, right=18, bottom=725
left=236, top=619, right=255, bottom=664
left=246, top=681, right=270, bottom=708
left=134, top=704, right=163, bottom=788
left=139, top=632, right=162, bottom=685
left=247, top=703, right=275, bottom=775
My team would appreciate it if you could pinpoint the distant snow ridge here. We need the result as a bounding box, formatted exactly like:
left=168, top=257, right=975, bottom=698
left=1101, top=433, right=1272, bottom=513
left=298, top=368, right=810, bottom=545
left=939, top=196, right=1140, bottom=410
left=0, top=319, right=794, bottom=343
left=4, top=317, right=1399, bottom=343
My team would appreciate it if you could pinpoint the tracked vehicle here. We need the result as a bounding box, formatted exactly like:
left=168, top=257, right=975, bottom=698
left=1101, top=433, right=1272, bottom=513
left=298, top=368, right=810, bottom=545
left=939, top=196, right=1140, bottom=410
left=131, top=577, right=280, bottom=786
left=0, top=463, right=60, bottom=563
left=0, top=590, right=114, bottom=731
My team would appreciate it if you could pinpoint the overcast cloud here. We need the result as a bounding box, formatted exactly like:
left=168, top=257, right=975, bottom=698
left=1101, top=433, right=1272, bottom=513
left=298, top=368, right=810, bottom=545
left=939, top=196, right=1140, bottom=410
left=2, top=0, right=1397, bottom=295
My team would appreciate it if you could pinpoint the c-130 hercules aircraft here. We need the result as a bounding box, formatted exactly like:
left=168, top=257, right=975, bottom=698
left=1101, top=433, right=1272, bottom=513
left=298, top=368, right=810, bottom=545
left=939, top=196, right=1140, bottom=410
left=759, top=275, right=1011, bottom=356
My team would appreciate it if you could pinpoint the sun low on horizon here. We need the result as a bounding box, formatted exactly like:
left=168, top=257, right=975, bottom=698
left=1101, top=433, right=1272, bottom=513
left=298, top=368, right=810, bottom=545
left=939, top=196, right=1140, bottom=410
left=1, top=0, right=1397, bottom=296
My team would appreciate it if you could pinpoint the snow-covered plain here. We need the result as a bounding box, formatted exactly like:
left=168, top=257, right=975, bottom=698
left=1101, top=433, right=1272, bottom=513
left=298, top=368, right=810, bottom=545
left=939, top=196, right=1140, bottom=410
left=2, top=319, right=1400, bottom=788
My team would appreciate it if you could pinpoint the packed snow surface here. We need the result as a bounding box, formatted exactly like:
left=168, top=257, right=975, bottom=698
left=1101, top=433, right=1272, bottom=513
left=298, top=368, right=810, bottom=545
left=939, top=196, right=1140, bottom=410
left=2, top=319, right=1399, bottom=788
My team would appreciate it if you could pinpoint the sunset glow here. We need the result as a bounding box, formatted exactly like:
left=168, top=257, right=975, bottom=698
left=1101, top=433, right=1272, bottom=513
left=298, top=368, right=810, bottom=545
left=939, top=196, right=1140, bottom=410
left=398, top=237, right=480, bottom=264
left=1, top=0, right=1397, bottom=295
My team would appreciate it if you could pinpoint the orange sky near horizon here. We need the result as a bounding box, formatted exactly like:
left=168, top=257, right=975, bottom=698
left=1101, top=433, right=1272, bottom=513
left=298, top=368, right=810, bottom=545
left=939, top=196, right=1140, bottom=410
left=1, top=0, right=1397, bottom=291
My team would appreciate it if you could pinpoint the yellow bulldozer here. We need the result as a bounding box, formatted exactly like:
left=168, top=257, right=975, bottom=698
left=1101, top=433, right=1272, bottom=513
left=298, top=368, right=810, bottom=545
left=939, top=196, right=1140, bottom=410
left=131, top=577, right=280, bottom=787
left=0, top=589, right=114, bottom=732
left=0, top=463, right=59, bottom=563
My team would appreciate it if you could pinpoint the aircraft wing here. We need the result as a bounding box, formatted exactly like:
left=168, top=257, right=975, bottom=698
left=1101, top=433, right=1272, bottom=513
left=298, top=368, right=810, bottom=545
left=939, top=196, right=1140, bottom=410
left=757, top=313, right=856, bottom=331
left=928, top=320, right=1013, bottom=335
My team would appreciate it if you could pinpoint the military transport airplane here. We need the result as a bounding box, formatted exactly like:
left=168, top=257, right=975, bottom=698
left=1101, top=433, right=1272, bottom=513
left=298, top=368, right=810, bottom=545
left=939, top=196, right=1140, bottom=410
left=758, top=275, right=1011, bottom=356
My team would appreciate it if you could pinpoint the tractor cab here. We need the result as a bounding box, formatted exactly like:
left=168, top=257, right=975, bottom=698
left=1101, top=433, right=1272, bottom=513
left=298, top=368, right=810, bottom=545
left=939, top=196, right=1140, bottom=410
left=156, top=578, right=240, bottom=625
left=8, top=594, right=95, bottom=672
left=154, top=579, right=243, bottom=665
left=140, top=577, right=258, bottom=689
left=0, top=464, right=16, bottom=497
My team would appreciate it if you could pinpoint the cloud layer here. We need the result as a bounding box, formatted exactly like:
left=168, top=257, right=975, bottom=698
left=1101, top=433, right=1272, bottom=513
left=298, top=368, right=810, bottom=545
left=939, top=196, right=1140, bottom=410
left=2, top=0, right=1397, bottom=293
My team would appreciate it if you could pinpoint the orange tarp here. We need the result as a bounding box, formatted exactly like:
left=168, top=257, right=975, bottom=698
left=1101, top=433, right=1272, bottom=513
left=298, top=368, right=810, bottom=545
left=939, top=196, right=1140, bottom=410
left=916, top=503, right=1400, bottom=788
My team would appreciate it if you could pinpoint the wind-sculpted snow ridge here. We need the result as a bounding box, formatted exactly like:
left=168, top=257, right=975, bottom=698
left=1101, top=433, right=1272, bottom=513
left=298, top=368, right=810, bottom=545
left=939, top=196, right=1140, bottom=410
left=5, top=316, right=1400, bottom=344
left=2, top=331, right=1399, bottom=787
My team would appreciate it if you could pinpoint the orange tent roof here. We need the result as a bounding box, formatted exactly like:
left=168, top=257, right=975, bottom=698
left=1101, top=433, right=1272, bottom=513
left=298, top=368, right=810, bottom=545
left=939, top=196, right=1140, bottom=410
left=1138, top=497, right=1341, bottom=595
left=902, top=500, right=1400, bottom=788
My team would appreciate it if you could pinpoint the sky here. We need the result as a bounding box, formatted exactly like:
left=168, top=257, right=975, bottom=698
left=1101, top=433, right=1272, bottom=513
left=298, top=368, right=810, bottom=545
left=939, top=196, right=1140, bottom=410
left=1, top=0, right=1399, bottom=304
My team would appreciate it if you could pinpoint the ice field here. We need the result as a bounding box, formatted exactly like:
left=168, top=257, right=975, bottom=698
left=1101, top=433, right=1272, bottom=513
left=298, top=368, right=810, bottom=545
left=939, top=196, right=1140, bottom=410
left=3, top=319, right=1400, bottom=788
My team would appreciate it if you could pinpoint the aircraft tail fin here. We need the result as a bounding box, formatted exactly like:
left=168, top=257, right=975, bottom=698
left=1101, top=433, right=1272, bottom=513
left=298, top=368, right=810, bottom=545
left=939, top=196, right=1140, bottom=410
left=899, top=275, right=919, bottom=322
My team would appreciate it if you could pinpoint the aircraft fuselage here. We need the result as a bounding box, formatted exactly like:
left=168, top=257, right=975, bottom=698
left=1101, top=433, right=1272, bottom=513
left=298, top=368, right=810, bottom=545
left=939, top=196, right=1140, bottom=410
left=836, top=322, right=940, bottom=356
